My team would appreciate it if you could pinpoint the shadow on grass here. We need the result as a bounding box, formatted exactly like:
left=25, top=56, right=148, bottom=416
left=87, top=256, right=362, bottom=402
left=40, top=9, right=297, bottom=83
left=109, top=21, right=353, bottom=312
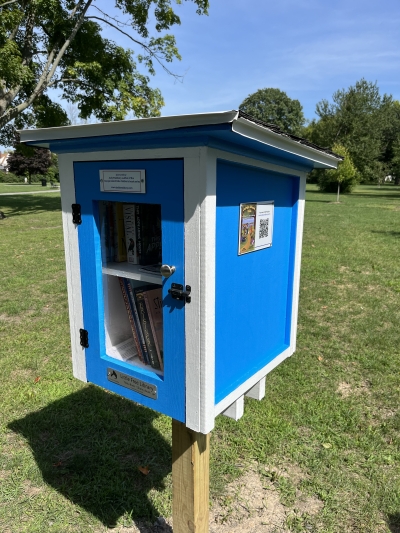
left=388, top=513, right=400, bottom=533
left=8, top=386, right=173, bottom=530
left=305, top=191, right=334, bottom=203
left=0, top=193, right=61, bottom=217
left=349, top=192, right=400, bottom=199
left=371, top=230, right=400, bottom=238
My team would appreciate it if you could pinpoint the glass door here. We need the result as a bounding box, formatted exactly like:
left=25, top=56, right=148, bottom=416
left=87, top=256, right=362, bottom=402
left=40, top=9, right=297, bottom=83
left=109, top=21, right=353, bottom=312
left=74, top=159, right=185, bottom=421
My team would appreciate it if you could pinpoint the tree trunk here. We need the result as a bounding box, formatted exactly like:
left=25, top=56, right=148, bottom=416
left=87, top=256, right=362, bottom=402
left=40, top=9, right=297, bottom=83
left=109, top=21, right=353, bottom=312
left=337, top=182, right=340, bottom=203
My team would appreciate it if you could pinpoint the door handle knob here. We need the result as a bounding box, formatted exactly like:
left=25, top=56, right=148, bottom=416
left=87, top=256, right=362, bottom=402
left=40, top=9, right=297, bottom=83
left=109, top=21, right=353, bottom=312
left=160, top=264, right=176, bottom=278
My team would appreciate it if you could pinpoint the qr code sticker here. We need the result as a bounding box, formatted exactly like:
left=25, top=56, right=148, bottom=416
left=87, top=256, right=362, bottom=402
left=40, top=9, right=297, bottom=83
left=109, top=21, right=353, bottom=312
left=259, top=218, right=269, bottom=239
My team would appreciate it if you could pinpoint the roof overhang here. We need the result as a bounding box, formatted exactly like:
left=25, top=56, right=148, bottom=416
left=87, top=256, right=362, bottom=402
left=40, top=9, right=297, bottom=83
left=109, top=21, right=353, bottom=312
left=19, top=110, right=341, bottom=171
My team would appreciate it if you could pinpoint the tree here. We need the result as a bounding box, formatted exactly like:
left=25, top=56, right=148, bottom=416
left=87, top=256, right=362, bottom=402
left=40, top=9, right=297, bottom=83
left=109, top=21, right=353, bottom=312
left=306, top=79, right=393, bottom=183
left=239, top=88, right=305, bottom=136
left=317, top=144, right=357, bottom=201
left=0, top=0, right=209, bottom=145
left=7, top=136, right=51, bottom=183
left=392, top=137, right=400, bottom=185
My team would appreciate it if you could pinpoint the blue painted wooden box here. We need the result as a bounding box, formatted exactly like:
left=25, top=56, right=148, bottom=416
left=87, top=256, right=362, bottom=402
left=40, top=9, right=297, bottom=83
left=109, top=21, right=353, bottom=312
left=21, top=111, right=340, bottom=433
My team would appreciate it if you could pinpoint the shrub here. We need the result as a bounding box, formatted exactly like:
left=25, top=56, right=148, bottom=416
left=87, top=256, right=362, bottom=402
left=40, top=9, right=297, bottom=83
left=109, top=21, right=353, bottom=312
left=318, top=144, right=359, bottom=198
left=0, top=170, right=24, bottom=183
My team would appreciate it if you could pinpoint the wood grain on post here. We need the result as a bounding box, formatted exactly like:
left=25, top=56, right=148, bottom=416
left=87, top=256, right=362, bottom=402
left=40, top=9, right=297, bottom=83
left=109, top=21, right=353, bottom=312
left=172, top=419, right=210, bottom=533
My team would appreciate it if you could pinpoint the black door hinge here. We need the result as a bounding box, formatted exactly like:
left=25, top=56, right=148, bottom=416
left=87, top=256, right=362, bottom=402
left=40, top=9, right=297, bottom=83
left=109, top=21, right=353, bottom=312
left=80, top=328, right=89, bottom=348
left=168, top=283, right=191, bottom=303
left=72, top=204, right=82, bottom=225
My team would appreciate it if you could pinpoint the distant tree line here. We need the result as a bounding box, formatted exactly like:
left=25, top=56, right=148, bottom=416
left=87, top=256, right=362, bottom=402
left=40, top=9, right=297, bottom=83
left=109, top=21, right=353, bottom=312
left=240, top=80, right=400, bottom=191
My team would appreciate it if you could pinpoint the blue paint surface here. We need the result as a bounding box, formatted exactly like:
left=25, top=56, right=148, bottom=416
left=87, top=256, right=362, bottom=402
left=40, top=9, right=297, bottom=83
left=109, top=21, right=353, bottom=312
left=75, top=159, right=186, bottom=421
left=32, top=124, right=314, bottom=173
left=215, top=159, right=299, bottom=403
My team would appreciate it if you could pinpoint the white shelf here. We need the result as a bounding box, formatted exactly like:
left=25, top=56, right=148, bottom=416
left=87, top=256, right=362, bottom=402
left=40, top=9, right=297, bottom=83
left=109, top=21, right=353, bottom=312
left=102, top=262, right=163, bottom=285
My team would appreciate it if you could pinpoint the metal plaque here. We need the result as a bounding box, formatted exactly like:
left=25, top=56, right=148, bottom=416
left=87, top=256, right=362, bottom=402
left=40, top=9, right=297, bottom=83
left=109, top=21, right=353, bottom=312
left=100, top=169, right=146, bottom=193
left=107, top=368, right=157, bottom=399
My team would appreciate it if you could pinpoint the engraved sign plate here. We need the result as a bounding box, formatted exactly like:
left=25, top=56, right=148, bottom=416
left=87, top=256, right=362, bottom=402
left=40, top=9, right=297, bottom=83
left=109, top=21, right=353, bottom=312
left=107, top=368, right=157, bottom=399
left=100, top=169, right=146, bottom=193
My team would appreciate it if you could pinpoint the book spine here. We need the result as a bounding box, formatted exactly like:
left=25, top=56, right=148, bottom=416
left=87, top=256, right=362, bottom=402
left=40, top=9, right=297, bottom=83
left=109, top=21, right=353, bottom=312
left=107, top=202, right=116, bottom=261
left=115, top=203, right=127, bottom=262
left=117, top=277, right=143, bottom=362
left=99, top=202, right=112, bottom=263
left=143, top=291, right=163, bottom=371
left=140, top=204, right=162, bottom=265
left=135, top=204, right=142, bottom=264
left=145, top=288, right=163, bottom=355
left=123, top=204, right=137, bottom=264
left=126, top=280, right=149, bottom=365
left=134, top=288, right=161, bottom=370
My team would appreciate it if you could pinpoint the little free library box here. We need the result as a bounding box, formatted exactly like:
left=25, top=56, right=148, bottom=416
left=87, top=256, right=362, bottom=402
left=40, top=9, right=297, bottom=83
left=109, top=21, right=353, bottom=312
left=21, top=111, right=341, bottom=434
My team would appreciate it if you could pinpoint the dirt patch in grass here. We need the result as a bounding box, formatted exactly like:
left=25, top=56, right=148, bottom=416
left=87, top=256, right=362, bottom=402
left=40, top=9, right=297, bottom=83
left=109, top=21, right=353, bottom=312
left=337, top=380, right=371, bottom=398
left=97, top=463, right=323, bottom=533
left=0, top=313, right=23, bottom=324
left=22, top=480, right=43, bottom=497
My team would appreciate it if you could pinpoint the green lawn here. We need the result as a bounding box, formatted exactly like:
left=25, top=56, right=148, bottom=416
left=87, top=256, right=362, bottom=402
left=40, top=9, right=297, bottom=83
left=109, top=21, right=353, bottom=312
left=0, top=183, right=59, bottom=194
left=0, top=185, right=399, bottom=532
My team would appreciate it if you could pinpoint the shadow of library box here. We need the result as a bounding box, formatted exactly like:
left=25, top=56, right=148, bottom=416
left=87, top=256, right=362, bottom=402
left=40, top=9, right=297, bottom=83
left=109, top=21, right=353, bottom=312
left=20, top=111, right=341, bottom=434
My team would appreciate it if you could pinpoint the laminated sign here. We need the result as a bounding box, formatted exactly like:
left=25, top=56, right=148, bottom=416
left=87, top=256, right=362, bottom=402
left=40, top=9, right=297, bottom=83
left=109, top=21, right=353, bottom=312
left=238, top=201, right=274, bottom=255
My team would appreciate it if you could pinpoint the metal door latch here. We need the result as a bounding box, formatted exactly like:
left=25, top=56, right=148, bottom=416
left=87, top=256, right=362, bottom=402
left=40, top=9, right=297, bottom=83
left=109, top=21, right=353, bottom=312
left=72, top=204, right=82, bottom=225
left=168, top=283, right=191, bottom=303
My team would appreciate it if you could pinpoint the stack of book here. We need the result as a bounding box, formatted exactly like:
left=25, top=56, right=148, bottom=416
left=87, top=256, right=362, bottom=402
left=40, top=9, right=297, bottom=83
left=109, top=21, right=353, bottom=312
left=100, top=201, right=162, bottom=265
left=118, top=277, right=163, bottom=371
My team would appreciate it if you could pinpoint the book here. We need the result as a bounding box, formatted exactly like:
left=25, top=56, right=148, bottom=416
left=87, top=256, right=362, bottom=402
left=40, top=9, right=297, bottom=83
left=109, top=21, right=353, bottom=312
left=106, top=202, right=116, bottom=261
left=143, top=287, right=163, bottom=367
left=118, top=277, right=144, bottom=363
left=114, top=203, right=127, bottom=262
left=134, top=284, right=162, bottom=370
left=135, top=204, right=143, bottom=264
left=140, top=204, right=162, bottom=265
left=125, top=279, right=150, bottom=365
left=99, top=201, right=112, bottom=263
left=107, top=337, right=138, bottom=364
left=123, top=204, right=138, bottom=264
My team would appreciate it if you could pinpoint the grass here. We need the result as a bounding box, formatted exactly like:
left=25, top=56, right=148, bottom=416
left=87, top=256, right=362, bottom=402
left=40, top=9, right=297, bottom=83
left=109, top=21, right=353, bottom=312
left=0, top=183, right=59, bottom=194
left=0, top=184, right=399, bottom=532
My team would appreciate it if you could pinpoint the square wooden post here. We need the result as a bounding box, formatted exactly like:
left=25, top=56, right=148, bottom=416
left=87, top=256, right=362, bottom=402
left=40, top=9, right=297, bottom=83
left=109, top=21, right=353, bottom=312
left=172, top=420, right=210, bottom=533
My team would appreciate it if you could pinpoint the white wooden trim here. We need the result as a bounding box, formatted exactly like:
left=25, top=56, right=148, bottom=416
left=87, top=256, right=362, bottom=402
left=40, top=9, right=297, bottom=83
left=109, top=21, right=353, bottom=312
left=215, top=346, right=292, bottom=416
left=184, top=151, right=202, bottom=432
left=19, top=111, right=239, bottom=144
left=289, top=173, right=307, bottom=352
left=233, top=117, right=340, bottom=169
left=54, top=147, right=204, bottom=163
left=245, top=377, right=266, bottom=401
left=222, top=396, right=244, bottom=421
left=58, top=154, right=86, bottom=381
left=184, top=148, right=216, bottom=434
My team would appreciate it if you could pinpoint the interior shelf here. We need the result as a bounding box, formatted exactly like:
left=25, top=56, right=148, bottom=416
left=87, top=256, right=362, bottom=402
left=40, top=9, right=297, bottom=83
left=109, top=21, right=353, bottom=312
left=102, top=262, right=163, bottom=285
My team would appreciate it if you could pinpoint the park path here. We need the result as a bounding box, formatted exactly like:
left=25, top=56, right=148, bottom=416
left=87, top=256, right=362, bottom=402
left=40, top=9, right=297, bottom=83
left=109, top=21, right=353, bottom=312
left=0, top=188, right=60, bottom=196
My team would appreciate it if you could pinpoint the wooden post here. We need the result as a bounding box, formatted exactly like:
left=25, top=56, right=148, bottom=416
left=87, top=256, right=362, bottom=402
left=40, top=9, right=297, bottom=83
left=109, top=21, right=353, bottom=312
left=172, top=419, right=210, bottom=533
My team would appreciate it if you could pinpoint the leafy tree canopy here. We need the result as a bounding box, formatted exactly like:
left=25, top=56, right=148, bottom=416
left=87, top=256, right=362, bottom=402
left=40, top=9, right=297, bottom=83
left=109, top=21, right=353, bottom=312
left=0, top=0, right=209, bottom=146
left=305, top=79, right=399, bottom=182
left=7, top=134, right=52, bottom=182
left=239, top=87, right=305, bottom=136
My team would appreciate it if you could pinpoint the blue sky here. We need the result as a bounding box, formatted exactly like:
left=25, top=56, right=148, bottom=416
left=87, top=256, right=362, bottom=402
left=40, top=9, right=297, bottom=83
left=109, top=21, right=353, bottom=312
left=155, top=0, right=400, bottom=120
left=91, top=0, right=400, bottom=122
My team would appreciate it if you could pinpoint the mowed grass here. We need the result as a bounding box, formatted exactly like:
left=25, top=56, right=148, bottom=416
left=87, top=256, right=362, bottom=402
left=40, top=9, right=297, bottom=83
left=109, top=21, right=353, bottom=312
left=0, top=183, right=59, bottom=194
left=0, top=185, right=399, bottom=532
